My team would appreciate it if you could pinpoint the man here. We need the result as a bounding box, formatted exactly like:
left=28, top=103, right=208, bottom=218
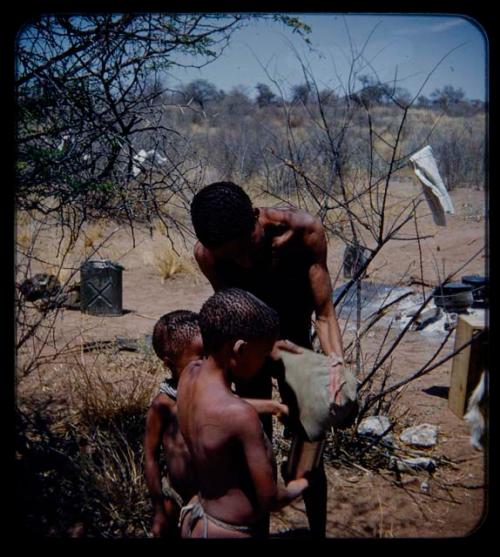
left=190, top=181, right=344, bottom=538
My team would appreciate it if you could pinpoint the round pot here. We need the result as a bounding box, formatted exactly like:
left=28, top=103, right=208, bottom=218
left=461, top=275, right=488, bottom=303
left=433, top=282, right=474, bottom=313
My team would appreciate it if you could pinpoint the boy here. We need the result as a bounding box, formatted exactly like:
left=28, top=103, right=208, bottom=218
left=177, top=288, right=309, bottom=538
left=144, top=309, right=292, bottom=537
left=144, top=310, right=203, bottom=538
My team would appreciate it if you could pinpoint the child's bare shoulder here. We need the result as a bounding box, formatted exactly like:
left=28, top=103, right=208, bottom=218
left=223, top=396, right=262, bottom=434
left=149, top=392, right=176, bottom=415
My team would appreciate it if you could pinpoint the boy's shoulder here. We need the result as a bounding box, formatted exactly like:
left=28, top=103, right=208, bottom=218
left=220, top=395, right=261, bottom=434
left=149, top=391, right=176, bottom=415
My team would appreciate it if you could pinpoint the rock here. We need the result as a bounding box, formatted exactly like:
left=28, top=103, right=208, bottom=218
left=357, top=415, right=395, bottom=447
left=19, top=273, right=61, bottom=302
left=399, top=423, right=438, bottom=447
left=391, top=456, right=436, bottom=473
left=412, top=307, right=443, bottom=331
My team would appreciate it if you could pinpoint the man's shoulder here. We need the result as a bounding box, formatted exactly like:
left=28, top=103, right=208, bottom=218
left=262, top=206, right=321, bottom=233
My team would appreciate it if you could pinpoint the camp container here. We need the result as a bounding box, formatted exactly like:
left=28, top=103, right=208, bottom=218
left=80, top=259, right=124, bottom=316
left=432, top=282, right=473, bottom=313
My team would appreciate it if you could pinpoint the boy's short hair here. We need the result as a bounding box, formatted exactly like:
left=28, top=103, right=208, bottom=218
left=152, top=310, right=200, bottom=362
left=190, top=182, right=256, bottom=248
left=199, top=288, right=279, bottom=353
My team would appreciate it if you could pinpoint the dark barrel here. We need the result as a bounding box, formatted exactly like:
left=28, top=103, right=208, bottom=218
left=80, top=260, right=124, bottom=316
left=462, top=275, right=488, bottom=307
left=432, top=282, right=473, bottom=313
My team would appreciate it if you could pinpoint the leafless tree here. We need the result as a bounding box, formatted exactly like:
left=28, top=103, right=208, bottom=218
left=255, top=32, right=486, bottom=422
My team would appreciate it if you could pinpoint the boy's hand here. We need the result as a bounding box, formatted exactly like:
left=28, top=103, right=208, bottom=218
left=152, top=510, right=170, bottom=538
left=272, top=401, right=289, bottom=422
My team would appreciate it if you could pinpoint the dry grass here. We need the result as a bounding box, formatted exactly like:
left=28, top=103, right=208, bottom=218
left=67, top=348, right=162, bottom=426
left=82, top=220, right=107, bottom=253
left=17, top=346, right=165, bottom=537
left=142, top=228, right=198, bottom=283
left=155, top=246, right=196, bottom=282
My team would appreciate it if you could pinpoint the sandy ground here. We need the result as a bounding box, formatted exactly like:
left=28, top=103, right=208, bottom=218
left=16, top=181, right=488, bottom=538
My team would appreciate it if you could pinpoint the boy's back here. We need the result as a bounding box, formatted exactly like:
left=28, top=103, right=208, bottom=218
left=178, top=359, right=275, bottom=535
left=148, top=390, right=197, bottom=503
left=144, top=309, right=204, bottom=537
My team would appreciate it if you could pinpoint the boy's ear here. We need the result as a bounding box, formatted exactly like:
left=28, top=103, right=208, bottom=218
left=232, top=339, right=247, bottom=358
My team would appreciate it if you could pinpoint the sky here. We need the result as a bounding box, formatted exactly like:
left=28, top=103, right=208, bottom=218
left=167, top=14, right=487, bottom=101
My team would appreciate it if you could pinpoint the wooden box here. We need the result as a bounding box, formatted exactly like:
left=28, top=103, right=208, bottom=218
left=448, top=310, right=487, bottom=418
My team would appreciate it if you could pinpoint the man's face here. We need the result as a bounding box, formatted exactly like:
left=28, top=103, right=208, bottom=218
left=210, top=214, right=264, bottom=268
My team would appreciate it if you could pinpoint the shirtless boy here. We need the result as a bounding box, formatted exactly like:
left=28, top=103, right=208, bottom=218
left=144, top=309, right=291, bottom=537
left=176, top=288, right=309, bottom=538
left=144, top=310, right=203, bottom=537
left=190, top=181, right=344, bottom=537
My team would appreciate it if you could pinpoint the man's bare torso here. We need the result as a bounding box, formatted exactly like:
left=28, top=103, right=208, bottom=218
left=198, top=207, right=320, bottom=346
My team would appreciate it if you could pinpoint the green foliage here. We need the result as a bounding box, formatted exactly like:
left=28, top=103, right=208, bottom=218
left=272, top=15, right=312, bottom=43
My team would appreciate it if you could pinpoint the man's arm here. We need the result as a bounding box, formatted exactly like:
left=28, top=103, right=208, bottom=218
left=305, top=220, right=344, bottom=359
left=236, top=402, right=308, bottom=512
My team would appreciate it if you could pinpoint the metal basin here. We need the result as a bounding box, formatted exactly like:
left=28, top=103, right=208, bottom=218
left=432, top=282, right=474, bottom=313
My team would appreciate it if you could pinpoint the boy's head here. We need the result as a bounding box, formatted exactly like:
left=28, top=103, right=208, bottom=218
left=199, top=288, right=280, bottom=380
left=152, top=310, right=203, bottom=379
left=191, top=182, right=262, bottom=262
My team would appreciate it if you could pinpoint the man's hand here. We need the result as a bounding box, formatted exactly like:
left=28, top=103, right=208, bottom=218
left=327, top=354, right=345, bottom=402
left=328, top=353, right=344, bottom=368
left=271, top=339, right=303, bottom=360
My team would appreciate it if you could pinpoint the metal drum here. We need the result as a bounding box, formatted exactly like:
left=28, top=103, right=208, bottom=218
left=432, top=282, right=474, bottom=313
left=80, top=260, right=124, bottom=316
left=462, top=275, right=488, bottom=308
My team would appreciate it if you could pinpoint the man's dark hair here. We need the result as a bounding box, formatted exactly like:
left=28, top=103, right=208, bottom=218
left=190, top=182, right=256, bottom=248
left=152, top=310, right=200, bottom=362
left=199, top=288, right=280, bottom=353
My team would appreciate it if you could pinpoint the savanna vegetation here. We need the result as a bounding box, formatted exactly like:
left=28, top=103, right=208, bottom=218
left=15, top=14, right=487, bottom=538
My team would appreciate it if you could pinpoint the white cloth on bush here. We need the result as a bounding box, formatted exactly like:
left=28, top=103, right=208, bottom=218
left=409, top=145, right=454, bottom=226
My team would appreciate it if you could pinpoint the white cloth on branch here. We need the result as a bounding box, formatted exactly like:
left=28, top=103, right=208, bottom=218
left=132, top=149, right=167, bottom=176
left=409, top=145, right=454, bottom=226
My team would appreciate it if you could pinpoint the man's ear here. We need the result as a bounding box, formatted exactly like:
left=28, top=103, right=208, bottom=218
left=232, top=339, right=247, bottom=358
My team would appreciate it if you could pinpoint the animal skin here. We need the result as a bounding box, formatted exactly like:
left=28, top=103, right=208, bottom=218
left=463, top=371, right=487, bottom=451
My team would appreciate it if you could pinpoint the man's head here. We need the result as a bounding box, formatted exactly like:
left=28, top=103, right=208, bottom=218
left=152, top=310, right=204, bottom=380
left=191, top=182, right=262, bottom=263
left=199, top=288, right=280, bottom=380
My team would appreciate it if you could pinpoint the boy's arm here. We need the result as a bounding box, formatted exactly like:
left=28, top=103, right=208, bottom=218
left=144, top=397, right=170, bottom=537
left=236, top=403, right=308, bottom=513
left=243, top=398, right=288, bottom=421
